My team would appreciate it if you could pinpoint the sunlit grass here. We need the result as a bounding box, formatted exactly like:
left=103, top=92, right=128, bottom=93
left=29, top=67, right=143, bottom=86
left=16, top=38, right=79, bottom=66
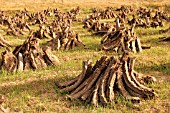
left=0, top=1, right=169, bottom=113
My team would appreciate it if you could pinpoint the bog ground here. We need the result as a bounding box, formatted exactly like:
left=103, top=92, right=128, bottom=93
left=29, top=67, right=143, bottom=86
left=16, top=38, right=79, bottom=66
left=0, top=0, right=170, bottom=113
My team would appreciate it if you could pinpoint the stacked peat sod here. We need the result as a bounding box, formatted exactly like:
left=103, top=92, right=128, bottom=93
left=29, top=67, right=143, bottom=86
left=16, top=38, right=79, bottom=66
left=83, top=16, right=114, bottom=35
left=26, top=7, right=85, bottom=51
left=115, top=6, right=169, bottom=28
left=92, top=7, right=116, bottom=19
left=101, top=20, right=142, bottom=53
left=45, top=18, right=85, bottom=51
left=44, top=19, right=85, bottom=50
left=56, top=53, right=157, bottom=107
left=83, top=6, right=169, bottom=33
left=0, top=32, right=60, bottom=72
left=45, top=30, right=85, bottom=51
left=127, top=7, right=169, bottom=28
left=0, top=10, right=31, bottom=36
left=0, top=7, right=80, bottom=37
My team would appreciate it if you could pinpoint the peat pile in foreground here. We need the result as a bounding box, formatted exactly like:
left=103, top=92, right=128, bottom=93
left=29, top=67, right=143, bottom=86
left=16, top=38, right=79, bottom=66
left=56, top=53, right=157, bottom=107
left=0, top=33, right=60, bottom=72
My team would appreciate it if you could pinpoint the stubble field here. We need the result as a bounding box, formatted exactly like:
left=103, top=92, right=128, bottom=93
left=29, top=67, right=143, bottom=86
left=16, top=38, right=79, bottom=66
left=0, top=0, right=170, bottom=113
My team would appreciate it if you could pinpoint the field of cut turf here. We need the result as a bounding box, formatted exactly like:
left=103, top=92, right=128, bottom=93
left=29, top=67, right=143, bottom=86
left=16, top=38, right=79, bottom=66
left=0, top=1, right=170, bottom=113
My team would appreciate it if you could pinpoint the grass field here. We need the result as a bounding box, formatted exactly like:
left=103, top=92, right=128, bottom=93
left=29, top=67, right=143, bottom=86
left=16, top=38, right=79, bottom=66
left=0, top=0, right=170, bottom=113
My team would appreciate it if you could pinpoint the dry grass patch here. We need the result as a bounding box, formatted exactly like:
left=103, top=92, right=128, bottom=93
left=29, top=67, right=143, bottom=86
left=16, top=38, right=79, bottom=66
left=0, top=1, right=169, bottom=112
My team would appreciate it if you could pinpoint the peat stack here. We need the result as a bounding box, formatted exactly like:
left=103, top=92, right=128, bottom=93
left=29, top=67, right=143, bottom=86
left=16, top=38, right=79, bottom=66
left=56, top=53, right=157, bottom=107
left=83, top=18, right=114, bottom=34
left=0, top=33, right=60, bottom=72
left=92, top=7, right=116, bottom=19
left=101, top=23, right=142, bottom=53
left=46, top=30, right=85, bottom=51
left=32, top=25, right=52, bottom=39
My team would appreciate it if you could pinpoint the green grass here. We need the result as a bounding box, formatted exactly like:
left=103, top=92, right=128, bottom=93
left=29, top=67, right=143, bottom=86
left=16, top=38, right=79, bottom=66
left=0, top=2, right=170, bottom=113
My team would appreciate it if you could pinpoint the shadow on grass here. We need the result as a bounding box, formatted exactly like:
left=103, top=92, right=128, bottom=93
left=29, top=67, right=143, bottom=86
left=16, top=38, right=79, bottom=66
left=0, top=77, right=57, bottom=97
left=0, top=74, right=97, bottom=112
left=137, top=28, right=163, bottom=37
left=135, top=63, right=170, bottom=80
left=0, top=77, right=76, bottom=111
left=140, top=35, right=170, bottom=47
left=136, top=24, right=170, bottom=37
left=0, top=62, right=169, bottom=112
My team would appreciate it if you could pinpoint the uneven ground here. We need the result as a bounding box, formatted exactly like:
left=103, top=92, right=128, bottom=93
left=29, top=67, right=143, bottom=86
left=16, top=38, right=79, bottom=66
left=0, top=0, right=170, bottom=113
